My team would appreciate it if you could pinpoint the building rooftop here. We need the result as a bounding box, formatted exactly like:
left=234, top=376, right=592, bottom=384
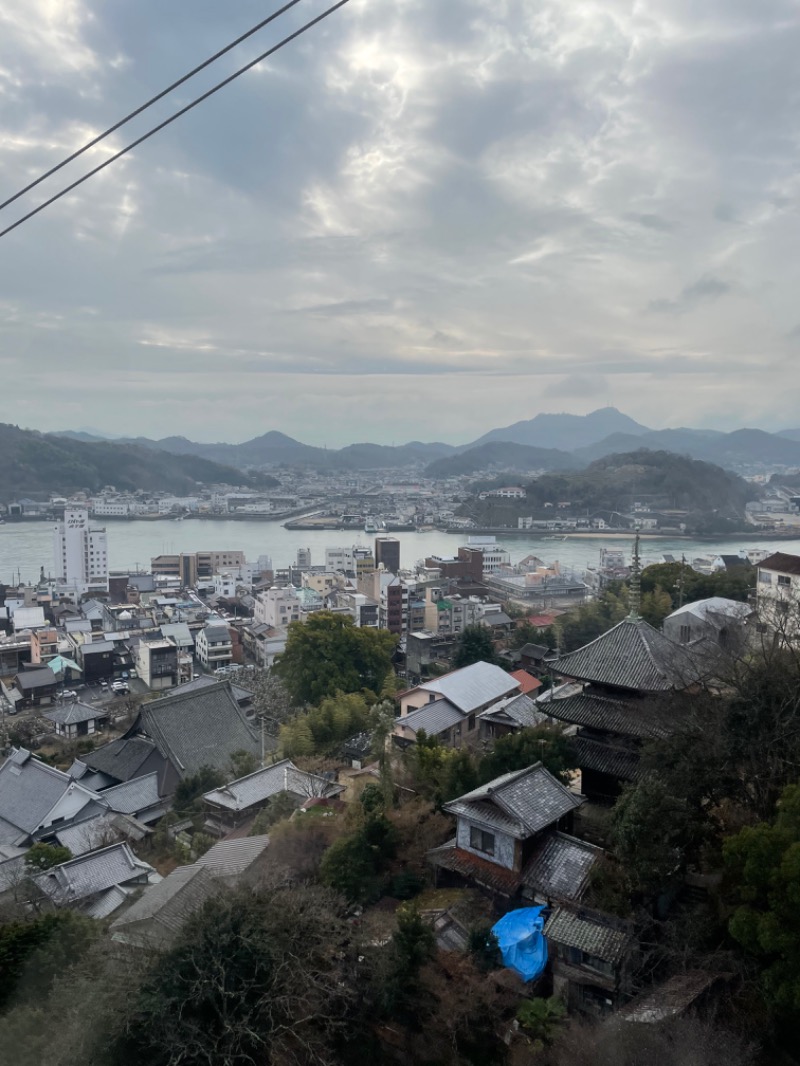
left=417, top=661, right=519, bottom=713
left=444, top=763, right=583, bottom=840
left=397, top=698, right=464, bottom=737
left=549, top=617, right=702, bottom=693
left=204, top=760, right=344, bottom=812
left=758, top=552, right=800, bottom=576
left=522, top=831, right=603, bottom=902
left=44, top=700, right=110, bottom=727
left=544, top=906, right=630, bottom=964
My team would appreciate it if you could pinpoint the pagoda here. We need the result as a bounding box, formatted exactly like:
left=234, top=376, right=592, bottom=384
left=541, top=537, right=704, bottom=802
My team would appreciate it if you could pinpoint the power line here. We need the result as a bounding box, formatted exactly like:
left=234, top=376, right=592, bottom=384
left=0, top=0, right=352, bottom=242
left=0, top=0, right=307, bottom=214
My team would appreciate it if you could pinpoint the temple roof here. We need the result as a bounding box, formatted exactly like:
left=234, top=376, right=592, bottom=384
left=544, top=690, right=674, bottom=740
left=549, top=617, right=702, bottom=693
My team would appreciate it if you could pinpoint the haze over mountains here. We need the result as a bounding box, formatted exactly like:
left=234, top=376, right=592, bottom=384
left=54, top=407, right=800, bottom=476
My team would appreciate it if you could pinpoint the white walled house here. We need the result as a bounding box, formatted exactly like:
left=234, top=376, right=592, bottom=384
left=253, top=587, right=300, bottom=628
left=756, top=552, right=800, bottom=635
left=195, top=624, right=233, bottom=670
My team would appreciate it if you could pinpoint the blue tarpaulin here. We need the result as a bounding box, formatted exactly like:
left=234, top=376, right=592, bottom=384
left=491, top=906, right=548, bottom=981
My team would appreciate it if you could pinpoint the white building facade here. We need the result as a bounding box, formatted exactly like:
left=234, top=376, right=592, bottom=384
left=53, top=509, right=109, bottom=594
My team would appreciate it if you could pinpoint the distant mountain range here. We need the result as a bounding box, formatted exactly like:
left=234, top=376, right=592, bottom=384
left=0, top=424, right=277, bottom=500
left=50, top=407, right=800, bottom=478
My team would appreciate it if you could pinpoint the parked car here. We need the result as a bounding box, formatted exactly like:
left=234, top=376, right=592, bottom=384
left=60, top=689, right=77, bottom=700
left=111, top=681, right=129, bottom=694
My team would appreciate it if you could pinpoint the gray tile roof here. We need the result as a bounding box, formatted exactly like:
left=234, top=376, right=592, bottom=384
left=195, top=835, right=270, bottom=877
left=444, top=764, right=583, bottom=839
left=398, top=699, right=464, bottom=736
left=523, top=831, right=603, bottom=902
left=479, top=693, right=548, bottom=730
left=0, top=749, right=91, bottom=841
left=621, top=970, right=723, bottom=1023
left=35, top=842, right=153, bottom=905
left=568, top=735, right=643, bottom=782
left=83, top=737, right=163, bottom=783
left=136, top=681, right=262, bottom=778
left=54, top=815, right=124, bottom=856
left=15, top=668, right=57, bottom=691
left=81, top=640, right=115, bottom=655
left=545, top=691, right=673, bottom=740
left=101, top=772, right=163, bottom=816
left=177, top=675, right=254, bottom=706
left=544, top=906, right=631, bottom=964
left=550, top=617, right=702, bottom=692
left=419, top=661, right=519, bottom=713
left=44, top=700, right=110, bottom=727
left=204, top=760, right=343, bottom=812
left=110, top=864, right=219, bottom=945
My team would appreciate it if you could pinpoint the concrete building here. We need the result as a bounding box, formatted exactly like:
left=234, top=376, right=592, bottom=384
left=53, top=509, right=109, bottom=594
left=136, top=639, right=180, bottom=691
left=151, top=551, right=246, bottom=586
left=254, top=587, right=301, bottom=628
left=195, top=624, right=234, bottom=670
left=756, top=552, right=800, bottom=634
left=375, top=536, right=400, bottom=574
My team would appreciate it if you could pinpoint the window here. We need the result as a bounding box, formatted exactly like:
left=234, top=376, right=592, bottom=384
left=679, top=625, right=691, bottom=643
left=467, top=713, right=476, bottom=731
left=469, top=826, right=495, bottom=856
left=778, top=575, right=792, bottom=587
left=759, top=572, right=772, bottom=583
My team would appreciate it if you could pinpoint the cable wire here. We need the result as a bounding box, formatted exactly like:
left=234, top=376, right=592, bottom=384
left=0, top=0, right=352, bottom=241
left=0, top=0, right=307, bottom=214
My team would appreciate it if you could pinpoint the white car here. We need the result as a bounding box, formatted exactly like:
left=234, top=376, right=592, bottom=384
left=60, top=689, right=77, bottom=700
left=111, top=681, right=129, bottom=694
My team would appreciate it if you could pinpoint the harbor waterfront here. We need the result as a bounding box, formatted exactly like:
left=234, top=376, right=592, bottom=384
left=1, top=518, right=798, bottom=586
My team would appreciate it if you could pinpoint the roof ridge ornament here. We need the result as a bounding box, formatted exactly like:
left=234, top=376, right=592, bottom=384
left=628, top=531, right=641, bottom=620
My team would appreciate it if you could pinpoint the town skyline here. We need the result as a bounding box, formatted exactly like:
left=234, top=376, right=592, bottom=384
left=1, top=2, right=800, bottom=444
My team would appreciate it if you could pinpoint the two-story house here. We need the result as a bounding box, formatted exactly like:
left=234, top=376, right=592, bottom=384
left=756, top=551, right=800, bottom=636
left=394, top=661, right=521, bottom=749
left=428, top=763, right=602, bottom=906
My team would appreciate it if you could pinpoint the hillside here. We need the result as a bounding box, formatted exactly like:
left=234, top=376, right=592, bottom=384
left=0, top=424, right=276, bottom=500
left=462, top=450, right=757, bottom=531
left=424, top=441, right=582, bottom=478
left=577, top=427, right=800, bottom=471
left=467, top=407, right=650, bottom=451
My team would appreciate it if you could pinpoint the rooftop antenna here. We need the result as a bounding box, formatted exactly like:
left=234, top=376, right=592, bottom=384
left=628, top=531, right=641, bottom=619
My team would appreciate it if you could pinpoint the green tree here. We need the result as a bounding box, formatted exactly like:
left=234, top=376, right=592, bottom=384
left=173, top=765, right=226, bottom=812
left=724, top=783, right=800, bottom=1018
left=228, top=749, right=259, bottom=780
left=274, top=611, right=397, bottom=704
left=453, top=624, right=497, bottom=668
left=479, top=724, right=574, bottom=785
left=320, top=812, right=397, bottom=905
left=517, top=995, right=566, bottom=1047
left=249, top=791, right=299, bottom=835
left=24, top=842, right=72, bottom=872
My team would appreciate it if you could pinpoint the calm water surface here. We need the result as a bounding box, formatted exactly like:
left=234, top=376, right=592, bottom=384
left=1, top=519, right=797, bottom=585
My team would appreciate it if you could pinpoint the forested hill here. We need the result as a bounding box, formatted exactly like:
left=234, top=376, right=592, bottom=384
left=464, top=450, right=758, bottom=529
left=0, top=424, right=276, bottom=499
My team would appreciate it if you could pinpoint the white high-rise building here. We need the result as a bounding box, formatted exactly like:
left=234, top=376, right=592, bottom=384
left=53, top=509, right=109, bottom=594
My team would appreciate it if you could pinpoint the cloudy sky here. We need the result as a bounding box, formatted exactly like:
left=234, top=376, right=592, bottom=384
left=1, top=0, right=799, bottom=446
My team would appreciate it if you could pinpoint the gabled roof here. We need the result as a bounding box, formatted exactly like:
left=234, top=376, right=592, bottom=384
left=396, top=699, right=464, bottom=736
left=758, top=552, right=800, bottom=576
left=177, top=674, right=254, bottom=707
left=101, top=773, right=164, bottom=817
left=83, top=736, right=164, bottom=784
left=35, top=842, right=153, bottom=905
left=544, top=906, right=631, bottom=964
left=14, top=668, right=57, bottom=691
left=204, top=760, right=343, bottom=812
left=667, top=597, right=753, bottom=623
left=134, top=681, right=262, bottom=778
left=0, top=749, right=96, bottom=844
left=479, top=692, right=547, bottom=730
left=418, top=661, right=519, bottom=713
left=110, top=865, right=218, bottom=944
left=195, top=835, right=270, bottom=876
left=522, top=831, right=603, bottom=902
left=549, top=617, right=701, bottom=693
left=444, top=763, right=583, bottom=839
left=509, top=670, right=543, bottom=695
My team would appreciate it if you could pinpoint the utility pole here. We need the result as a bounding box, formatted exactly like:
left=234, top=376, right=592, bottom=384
left=677, top=554, right=686, bottom=609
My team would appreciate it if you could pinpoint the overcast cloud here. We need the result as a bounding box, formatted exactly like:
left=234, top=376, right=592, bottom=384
left=1, top=0, right=799, bottom=445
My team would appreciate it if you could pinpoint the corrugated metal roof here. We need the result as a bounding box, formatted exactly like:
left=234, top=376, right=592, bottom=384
left=396, top=699, right=464, bottom=737
left=419, top=661, right=519, bottom=713
left=195, top=835, right=270, bottom=876
left=523, top=831, right=603, bottom=902
left=110, top=865, right=218, bottom=943
left=204, top=761, right=343, bottom=812
left=667, top=597, right=752, bottom=622
left=550, top=617, right=702, bottom=692
left=544, top=907, right=630, bottom=964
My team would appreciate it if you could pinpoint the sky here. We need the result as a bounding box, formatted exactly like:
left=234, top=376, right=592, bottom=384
left=1, top=0, right=800, bottom=447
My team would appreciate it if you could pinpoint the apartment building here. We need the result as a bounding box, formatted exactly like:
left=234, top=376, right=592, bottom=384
left=53, top=508, right=109, bottom=594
